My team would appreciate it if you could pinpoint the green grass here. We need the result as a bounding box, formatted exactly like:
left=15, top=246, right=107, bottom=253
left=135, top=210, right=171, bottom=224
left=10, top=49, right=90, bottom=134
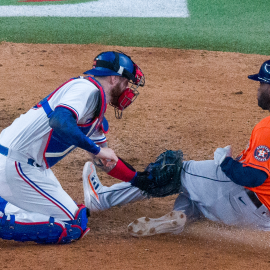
left=0, top=0, right=269, bottom=55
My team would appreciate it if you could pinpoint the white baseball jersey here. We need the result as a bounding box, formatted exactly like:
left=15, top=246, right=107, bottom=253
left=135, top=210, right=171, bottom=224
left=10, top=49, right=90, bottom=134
left=0, top=76, right=107, bottom=169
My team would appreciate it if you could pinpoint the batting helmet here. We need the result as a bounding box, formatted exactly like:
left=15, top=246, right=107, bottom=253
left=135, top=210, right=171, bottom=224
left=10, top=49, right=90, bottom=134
left=84, top=51, right=145, bottom=86
left=248, top=60, right=270, bottom=84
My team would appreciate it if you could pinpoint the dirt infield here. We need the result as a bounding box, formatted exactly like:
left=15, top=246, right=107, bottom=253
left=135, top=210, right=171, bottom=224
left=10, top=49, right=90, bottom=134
left=0, top=42, right=270, bottom=269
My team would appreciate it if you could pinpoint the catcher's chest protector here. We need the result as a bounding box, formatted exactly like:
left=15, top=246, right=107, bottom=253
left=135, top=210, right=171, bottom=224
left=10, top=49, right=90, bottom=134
left=35, top=77, right=107, bottom=168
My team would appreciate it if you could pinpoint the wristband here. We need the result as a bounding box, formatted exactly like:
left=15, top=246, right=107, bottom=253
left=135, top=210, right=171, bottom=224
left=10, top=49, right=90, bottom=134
left=108, top=158, right=136, bottom=182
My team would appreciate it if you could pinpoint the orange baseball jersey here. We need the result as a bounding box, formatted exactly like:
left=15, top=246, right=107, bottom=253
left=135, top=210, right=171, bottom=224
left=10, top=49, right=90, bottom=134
left=236, top=116, right=270, bottom=210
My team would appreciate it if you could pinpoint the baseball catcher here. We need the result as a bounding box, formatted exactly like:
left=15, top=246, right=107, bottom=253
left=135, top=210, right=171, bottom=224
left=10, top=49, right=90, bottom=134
left=0, top=51, right=145, bottom=244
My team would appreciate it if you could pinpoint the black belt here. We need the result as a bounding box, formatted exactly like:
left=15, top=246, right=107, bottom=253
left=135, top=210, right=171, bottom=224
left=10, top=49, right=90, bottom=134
left=246, top=189, right=262, bottom=208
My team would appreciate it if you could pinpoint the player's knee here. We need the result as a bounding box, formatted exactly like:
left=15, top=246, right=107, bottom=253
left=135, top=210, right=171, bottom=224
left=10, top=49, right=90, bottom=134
left=57, top=205, right=90, bottom=244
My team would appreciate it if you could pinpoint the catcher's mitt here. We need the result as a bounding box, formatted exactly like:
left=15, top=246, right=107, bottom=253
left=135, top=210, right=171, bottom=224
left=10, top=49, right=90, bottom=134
left=131, top=150, right=183, bottom=198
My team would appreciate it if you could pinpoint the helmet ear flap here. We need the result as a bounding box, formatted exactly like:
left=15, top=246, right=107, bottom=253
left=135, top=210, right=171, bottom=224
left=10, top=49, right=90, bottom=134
left=133, top=63, right=145, bottom=86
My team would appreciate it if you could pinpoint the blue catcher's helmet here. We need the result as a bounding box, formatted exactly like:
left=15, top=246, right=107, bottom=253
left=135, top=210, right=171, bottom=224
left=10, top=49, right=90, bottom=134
left=248, top=60, right=270, bottom=84
left=84, top=51, right=145, bottom=86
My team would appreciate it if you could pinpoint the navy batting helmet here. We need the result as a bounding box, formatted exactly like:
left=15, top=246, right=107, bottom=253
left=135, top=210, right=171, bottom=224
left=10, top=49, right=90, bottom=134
left=248, top=60, right=270, bottom=84
left=84, top=51, right=145, bottom=86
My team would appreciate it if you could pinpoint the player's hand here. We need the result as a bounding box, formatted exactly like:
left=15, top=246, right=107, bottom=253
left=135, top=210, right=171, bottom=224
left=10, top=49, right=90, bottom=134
left=214, top=145, right=232, bottom=165
left=95, top=147, right=118, bottom=167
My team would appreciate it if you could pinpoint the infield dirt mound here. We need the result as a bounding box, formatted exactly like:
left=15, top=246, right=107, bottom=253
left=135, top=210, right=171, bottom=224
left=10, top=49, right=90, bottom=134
left=0, top=42, right=269, bottom=269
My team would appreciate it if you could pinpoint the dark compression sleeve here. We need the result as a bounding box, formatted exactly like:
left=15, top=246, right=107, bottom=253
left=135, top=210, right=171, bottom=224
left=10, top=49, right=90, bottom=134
left=220, top=157, right=267, bottom=187
left=49, top=106, right=100, bottom=155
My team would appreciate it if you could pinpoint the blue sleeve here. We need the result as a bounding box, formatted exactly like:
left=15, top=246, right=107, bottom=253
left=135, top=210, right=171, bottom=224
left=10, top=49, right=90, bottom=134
left=220, top=157, right=267, bottom=187
left=49, top=107, right=101, bottom=155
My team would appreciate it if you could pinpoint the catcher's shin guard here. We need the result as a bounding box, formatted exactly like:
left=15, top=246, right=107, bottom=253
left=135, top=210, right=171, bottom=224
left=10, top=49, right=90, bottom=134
left=0, top=214, right=66, bottom=244
left=0, top=205, right=90, bottom=244
left=59, top=204, right=90, bottom=244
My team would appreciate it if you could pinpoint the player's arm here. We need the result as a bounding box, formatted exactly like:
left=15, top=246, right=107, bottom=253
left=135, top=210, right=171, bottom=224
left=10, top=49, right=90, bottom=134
left=91, top=155, right=137, bottom=181
left=89, top=153, right=138, bottom=182
left=220, top=157, right=267, bottom=187
left=49, top=107, right=118, bottom=163
left=88, top=128, right=113, bottom=167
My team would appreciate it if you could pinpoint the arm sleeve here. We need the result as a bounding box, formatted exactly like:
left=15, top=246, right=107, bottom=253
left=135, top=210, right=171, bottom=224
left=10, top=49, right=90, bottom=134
left=49, top=107, right=101, bottom=155
left=220, top=157, right=267, bottom=187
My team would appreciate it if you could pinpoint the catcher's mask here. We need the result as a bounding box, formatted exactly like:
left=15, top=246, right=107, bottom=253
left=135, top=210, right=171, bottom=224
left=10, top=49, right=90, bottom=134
left=84, top=51, right=145, bottom=119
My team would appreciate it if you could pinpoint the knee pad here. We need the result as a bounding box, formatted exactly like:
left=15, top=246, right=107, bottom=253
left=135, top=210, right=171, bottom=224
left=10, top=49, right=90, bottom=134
left=0, top=205, right=90, bottom=244
left=58, top=205, right=90, bottom=244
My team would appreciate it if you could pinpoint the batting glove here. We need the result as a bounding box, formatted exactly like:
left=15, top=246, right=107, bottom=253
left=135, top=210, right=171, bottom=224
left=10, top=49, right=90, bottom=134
left=214, top=145, right=232, bottom=165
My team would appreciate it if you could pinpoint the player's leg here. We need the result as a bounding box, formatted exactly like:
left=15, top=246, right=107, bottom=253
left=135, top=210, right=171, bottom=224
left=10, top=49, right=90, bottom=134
left=0, top=158, right=89, bottom=244
left=127, top=187, right=202, bottom=237
left=82, top=161, right=201, bottom=216
left=0, top=197, right=67, bottom=243
left=83, top=161, right=146, bottom=212
left=173, top=189, right=202, bottom=223
left=4, top=161, right=78, bottom=220
left=180, top=159, right=243, bottom=224
left=83, top=162, right=190, bottom=237
left=181, top=160, right=270, bottom=229
left=0, top=199, right=89, bottom=244
left=127, top=159, right=270, bottom=234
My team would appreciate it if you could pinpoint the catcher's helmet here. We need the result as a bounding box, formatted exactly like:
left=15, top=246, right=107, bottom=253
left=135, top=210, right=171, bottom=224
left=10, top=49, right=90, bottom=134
left=84, top=51, right=145, bottom=86
left=248, top=60, right=270, bottom=84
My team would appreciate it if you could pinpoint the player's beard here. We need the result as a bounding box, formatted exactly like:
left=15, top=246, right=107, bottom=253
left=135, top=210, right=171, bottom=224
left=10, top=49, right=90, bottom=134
left=110, top=81, right=124, bottom=107
left=258, top=91, right=270, bottom=111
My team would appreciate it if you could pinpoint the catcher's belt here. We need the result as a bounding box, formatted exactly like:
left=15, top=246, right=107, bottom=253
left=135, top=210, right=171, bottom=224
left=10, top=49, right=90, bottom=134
left=0, top=144, right=41, bottom=167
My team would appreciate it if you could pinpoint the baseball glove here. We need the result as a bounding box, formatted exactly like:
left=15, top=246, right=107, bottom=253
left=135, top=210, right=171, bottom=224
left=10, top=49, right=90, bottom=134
left=131, top=150, right=183, bottom=198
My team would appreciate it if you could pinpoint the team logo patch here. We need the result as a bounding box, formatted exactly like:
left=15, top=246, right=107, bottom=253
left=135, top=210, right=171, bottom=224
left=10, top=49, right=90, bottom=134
left=254, top=145, right=270, bottom=162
